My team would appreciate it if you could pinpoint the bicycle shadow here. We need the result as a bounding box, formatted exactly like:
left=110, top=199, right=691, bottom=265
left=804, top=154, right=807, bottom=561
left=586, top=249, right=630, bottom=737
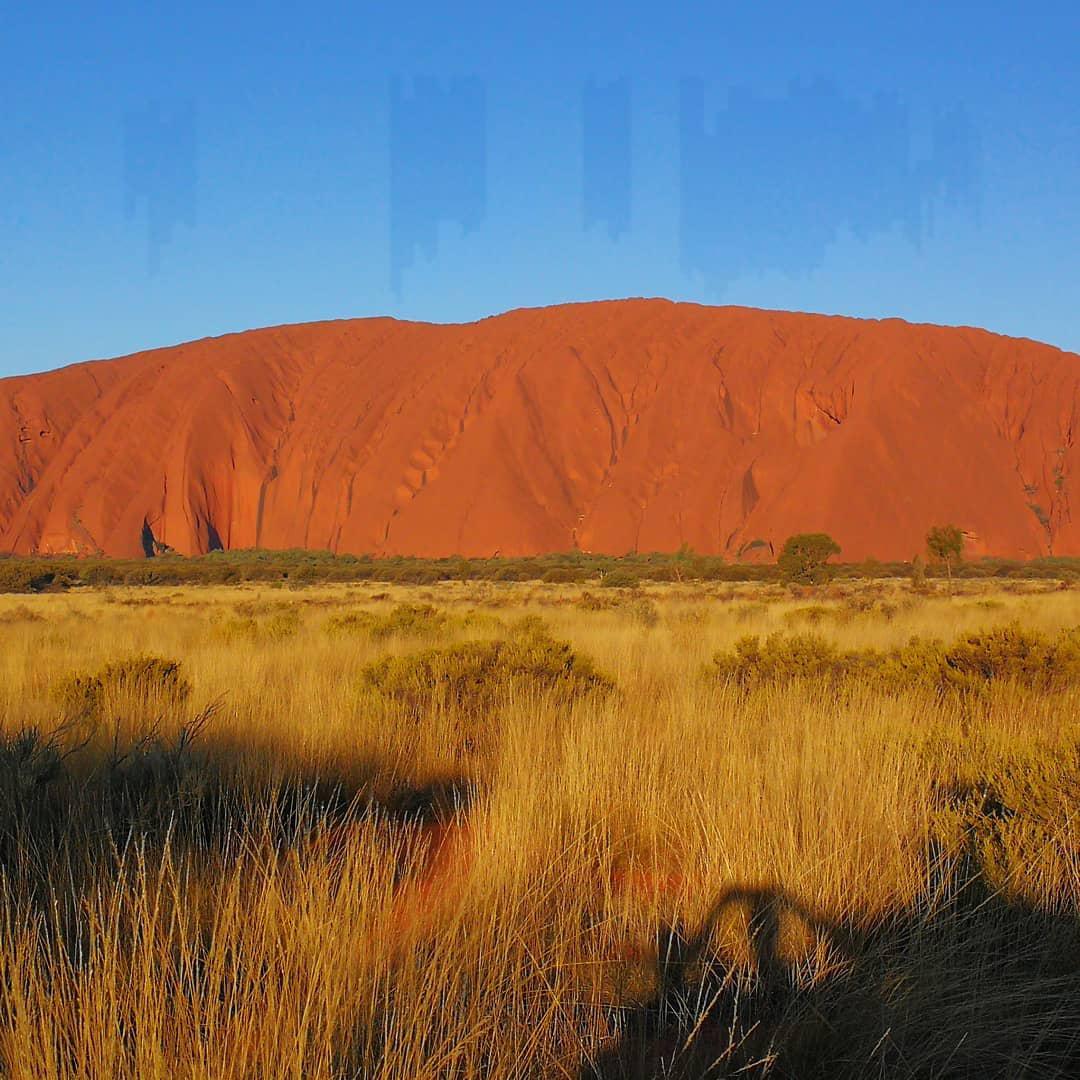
left=582, top=884, right=861, bottom=1078
left=580, top=867, right=1080, bottom=1079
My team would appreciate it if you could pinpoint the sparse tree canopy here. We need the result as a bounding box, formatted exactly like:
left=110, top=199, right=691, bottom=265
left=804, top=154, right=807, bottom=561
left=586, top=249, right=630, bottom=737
left=777, top=533, right=842, bottom=584
left=926, top=525, right=964, bottom=577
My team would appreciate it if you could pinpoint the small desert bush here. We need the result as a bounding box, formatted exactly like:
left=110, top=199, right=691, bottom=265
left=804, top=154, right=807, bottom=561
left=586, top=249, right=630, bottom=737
left=232, top=599, right=275, bottom=618
left=576, top=590, right=621, bottom=612
left=933, top=625, right=1069, bottom=688
left=625, top=597, right=660, bottom=628
left=215, top=608, right=303, bottom=642
left=713, top=624, right=1080, bottom=695
left=713, top=632, right=854, bottom=688
left=599, top=568, right=639, bottom=590
left=214, top=615, right=260, bottom=642
left=970, top=598, right=1007, bottom=611
left=926, top=739, right=1080, bottom=911
left=456, top=609, right=506, bottom=637
left=0, top=605, right=45, bottom=624
left=541, top=567, right=585, bottom=584
left=325, top=602, right=452, bottom=641
left=575, top=592, right=658, bottom=626
left=264, top=608, right=302, bottom=640
left=733, top=602, right=768, bottom=624
left=361, top=622, right=613, bottom=720
left=53, top=655, right=192, bottom=720
left=781, top=603, right=834, bottom=626
left=0, top=563, right=66, bottom=594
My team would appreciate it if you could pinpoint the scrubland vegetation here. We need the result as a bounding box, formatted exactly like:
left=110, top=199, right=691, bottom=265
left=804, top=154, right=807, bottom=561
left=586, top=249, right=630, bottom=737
left=0, top=576, right=1078, bottom=1076
left=5, top=545, right=1080, bottom=591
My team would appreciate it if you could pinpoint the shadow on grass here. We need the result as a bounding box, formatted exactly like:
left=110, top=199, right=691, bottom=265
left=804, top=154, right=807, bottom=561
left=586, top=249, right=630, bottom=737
left=582, top=872, right=1080, bottom=1079
left=0, top=710, right=477, bottom=924
left=4, top=708, right=1079, bottom=1078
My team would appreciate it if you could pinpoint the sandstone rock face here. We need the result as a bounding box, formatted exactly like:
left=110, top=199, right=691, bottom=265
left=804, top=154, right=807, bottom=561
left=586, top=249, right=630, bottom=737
left=2, top=299, right=1079, bottom=561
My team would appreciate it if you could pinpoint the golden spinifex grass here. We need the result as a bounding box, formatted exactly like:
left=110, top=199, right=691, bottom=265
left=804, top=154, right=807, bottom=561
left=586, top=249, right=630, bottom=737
left=0, top=578, right=1078, bottom=1077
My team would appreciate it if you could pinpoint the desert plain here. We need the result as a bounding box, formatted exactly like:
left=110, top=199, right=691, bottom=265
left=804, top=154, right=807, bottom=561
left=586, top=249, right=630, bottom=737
left=0, top=574, right=1076, bottom=1077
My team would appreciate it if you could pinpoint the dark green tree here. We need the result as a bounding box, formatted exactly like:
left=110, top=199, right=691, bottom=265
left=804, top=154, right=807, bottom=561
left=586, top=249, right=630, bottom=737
left=926, top=524, right=964, bottom=586
left=777, top=533, right=842, bottom=584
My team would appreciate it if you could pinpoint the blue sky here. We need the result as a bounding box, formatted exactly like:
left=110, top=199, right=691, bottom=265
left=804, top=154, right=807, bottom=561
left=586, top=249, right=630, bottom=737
left=1, top=2, right=1078, bottom=376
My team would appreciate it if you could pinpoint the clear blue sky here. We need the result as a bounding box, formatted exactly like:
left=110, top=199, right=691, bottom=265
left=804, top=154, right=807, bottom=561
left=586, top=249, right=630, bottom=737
left=1, top=2, right=1078, bottom=377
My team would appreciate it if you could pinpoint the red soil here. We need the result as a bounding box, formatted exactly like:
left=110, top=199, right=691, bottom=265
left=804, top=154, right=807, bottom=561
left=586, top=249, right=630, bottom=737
left=2, top=299, right=1079, bottom=561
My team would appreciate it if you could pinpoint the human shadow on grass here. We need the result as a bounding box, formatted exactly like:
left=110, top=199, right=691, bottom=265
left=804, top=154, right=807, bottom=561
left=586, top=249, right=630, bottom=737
left=581, top=871, right=1080, bottom=1079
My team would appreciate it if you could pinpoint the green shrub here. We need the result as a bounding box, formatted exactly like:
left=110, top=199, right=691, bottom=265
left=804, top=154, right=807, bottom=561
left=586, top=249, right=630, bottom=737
left=55, top=656, right=192, bottom=719
left=927, top=743, right=1080, bottom=908
left=599, top=569, right=640, bottom=590
left=456, top=610, right=506, bottom=636
left=782, top=604, right=833, bottom=626
left=576, top=590, right=620, bottom=611
left=325, top=603, right=450, bottom=641
left=214, top=616, right=260, bottom=642
left=386, top=565, right=445, bottom=585
left=4, top=550, right=1080, bottom=590
left=122, top=566, right=163, bottom=587
left=938, top=625, right=1080, bottom=692
left=777, top=533, right=842, bottom=584
left=541, top=567, right=584, bottom=584
left=872, top=626, right=1075, bottom=695
left=0, top=562, right=58, bottom=593
left=712, top=624, right=1080, bottom=695
left=506, top=613, right=550, bottom=640
left=927, top=523, right=965, bottom=581
left=713, top=633, right=857, bottom=688
left=361, top=626, right=612, bottom=719
left=264, top=608, right=302, bottom=641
